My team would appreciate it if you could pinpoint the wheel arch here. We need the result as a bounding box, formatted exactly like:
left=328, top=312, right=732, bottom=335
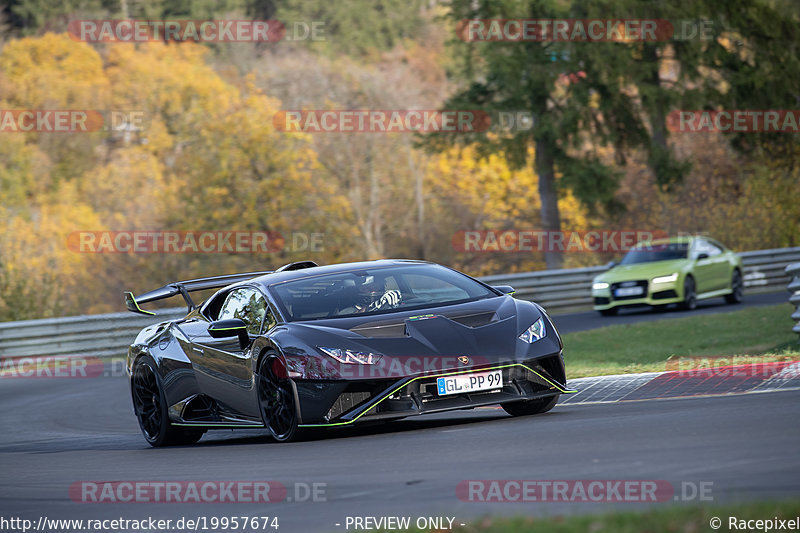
left=253, top=343, right=304, bottom=427
left=128, top=346, right=159, bottom=378
left=679, top=272, right=695, bottom=297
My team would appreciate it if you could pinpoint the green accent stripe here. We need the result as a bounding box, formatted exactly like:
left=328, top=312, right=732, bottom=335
left=125, top=291, right=155, bottom=316
left=299, top=363, right=576, bottom=428
left=172, top=423, right=264, bottom=428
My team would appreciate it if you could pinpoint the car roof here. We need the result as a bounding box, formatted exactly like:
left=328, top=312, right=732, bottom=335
left=241, top=259, right=434, bottom=288
left=637, top=236, right=695, bottom=247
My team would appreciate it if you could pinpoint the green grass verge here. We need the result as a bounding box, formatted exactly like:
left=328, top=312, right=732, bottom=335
left=562, top=304, right=799, bottom=378
left=388, top=500, right=800, bottom=533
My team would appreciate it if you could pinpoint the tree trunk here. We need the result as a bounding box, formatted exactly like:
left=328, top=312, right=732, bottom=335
left=642, top=43, right=672, bottom=188
left=407, top=142, right=425, bottom=259
left=366, top=145, right=383, bottom=258
left=535, top=138, right=563, bottom=270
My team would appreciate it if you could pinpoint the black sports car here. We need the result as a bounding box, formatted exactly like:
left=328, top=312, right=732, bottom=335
left=125, top=260, right=574, bottom=446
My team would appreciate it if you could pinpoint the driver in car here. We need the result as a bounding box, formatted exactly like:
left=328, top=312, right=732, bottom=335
left=340, top=279, right=401, bottom=314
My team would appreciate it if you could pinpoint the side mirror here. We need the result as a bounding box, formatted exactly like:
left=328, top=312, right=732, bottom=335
left=606, top=261, right=617, bottom=268
left=697, top=253, right=709, bottom=261
left=208, top=318, right=249, bottom=349
left=493, top=285, right=515, bottom=295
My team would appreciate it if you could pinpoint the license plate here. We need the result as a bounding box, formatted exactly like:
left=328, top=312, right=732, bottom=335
left=437, top=370, right=503, bottom=396
left=614, top=286, right=644, bottom=297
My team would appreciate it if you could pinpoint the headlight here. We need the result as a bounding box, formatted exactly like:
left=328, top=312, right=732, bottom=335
left=652, top=273, right=678, bottom=284
left=318, top=347, right=383, bottom=365
left=592, top=282, right=609, bottom=290
left=519, top=317, right=546, bottom=343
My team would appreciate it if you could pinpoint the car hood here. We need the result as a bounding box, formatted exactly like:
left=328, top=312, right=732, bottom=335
left=595, top=259, right=689, bottom=283
left=271, top=295, right=561, bottom=378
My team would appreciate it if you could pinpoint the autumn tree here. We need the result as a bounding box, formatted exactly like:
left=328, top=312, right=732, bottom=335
left=432, top=0, right=641, bottom=269
left=0, top=35, right=352, bottom=319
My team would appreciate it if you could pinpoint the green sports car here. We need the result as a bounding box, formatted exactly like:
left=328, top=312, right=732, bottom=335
left=591, top=236, right=744, bottom=316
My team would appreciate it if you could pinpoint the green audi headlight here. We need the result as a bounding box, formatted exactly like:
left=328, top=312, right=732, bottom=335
left=652, top=273, right=678, bottom=284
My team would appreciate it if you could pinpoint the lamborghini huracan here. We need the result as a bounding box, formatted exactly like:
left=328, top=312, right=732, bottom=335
left=125, top=260, right=573, bottom=446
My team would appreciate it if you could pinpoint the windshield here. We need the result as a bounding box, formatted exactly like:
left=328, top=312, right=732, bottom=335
left=269, top=264, right=496, bottom=321
left=620, top=242, right=689, bottom=265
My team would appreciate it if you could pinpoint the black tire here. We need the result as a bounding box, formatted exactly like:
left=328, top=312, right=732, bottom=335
left=257, top=352, right=299, bottom=443
left=725, top=269, right=744, bottom=304
left=502, top=395, right=558, bottom=417
left=680, top=276, right=697, bottom=311
left=599, top=307, right=618, bottom=316
left=131, top=356, right=204, bottom=447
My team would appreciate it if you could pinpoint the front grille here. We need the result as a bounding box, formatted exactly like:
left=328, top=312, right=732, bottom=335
left=390, top=361, right=560, bottom=404
left=652, top=289, right=678, bottom=300
left=319, top=358, right=567, bottom=423
left=326, top=391, right=372, bottom=420
left=610, top=280, right=648, bottom=301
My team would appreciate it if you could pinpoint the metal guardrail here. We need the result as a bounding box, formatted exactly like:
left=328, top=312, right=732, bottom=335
left=786, top=263, right=800, bottom=337
left=480, top=246, right=800, bottom=312
left=0, top=247, right=798, bottom=361
left=0, top=308, right=185, bottom=360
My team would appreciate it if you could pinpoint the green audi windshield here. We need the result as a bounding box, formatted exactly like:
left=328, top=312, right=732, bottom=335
left=620, top=242, right=689, bottom=265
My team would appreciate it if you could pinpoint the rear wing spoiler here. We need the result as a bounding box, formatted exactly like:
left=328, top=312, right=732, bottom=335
left=124, top=271, right=272, bottom=316
left=123, top=261, right=319, bottom=315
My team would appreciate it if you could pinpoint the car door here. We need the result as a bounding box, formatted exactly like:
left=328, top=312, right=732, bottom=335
left=705, top=239, right=732, bottom=291
left=689, top=238, right=716, bottom=294
left=190, top=286, right=269, bottom=417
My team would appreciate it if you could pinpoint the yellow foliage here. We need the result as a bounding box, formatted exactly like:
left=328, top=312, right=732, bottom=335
left=0, top=33, right=108, bottom=108
left=0, top=132, right=52, bottom=207
left=0, top=185, right=106, bottom=319
left=613, top=132, right=799, bottom=252
left=425, top=144, right=594, bottom=274
left=2, top=32, right=792, bottom=320
left=0, top=35, right=355, bottom=319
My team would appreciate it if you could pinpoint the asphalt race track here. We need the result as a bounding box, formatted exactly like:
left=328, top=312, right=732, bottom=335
left=0, top=290, right=794, bottom=531
left=1, top=374, right=798, bottom=533
left=552, top=290, right=789, bottom=333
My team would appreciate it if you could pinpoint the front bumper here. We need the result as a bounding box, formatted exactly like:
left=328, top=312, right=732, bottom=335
left=592, top=279, right=682, bottom=310
left=294, top=353, right=572, bottom=427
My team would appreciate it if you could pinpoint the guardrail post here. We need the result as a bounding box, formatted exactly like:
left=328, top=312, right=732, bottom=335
left=786, top=263, right=800, bottom=339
